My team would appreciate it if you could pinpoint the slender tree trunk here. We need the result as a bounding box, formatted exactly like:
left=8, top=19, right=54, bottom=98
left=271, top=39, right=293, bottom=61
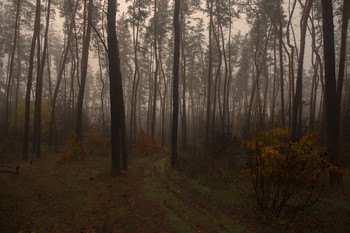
left=277, top=0, right=285, bottom=128
left=4, top=0, right=21, bottom=137
left=171, top=0, right=180, bottom=168
left=292, top=0, right=312, bottom=139
left=14, top=14, right=21, bottom=133
left=76, top=0, right=93, bottom=141
left=151, top=0, right=158, bottom=137
left=336, top=0, right=350, bottom=110
left=286, top=0, right=297, bottom=127
left=180, top=20, right=187, bottom=149
left=22, top=0, right=41, bottom=160
left=321, top=0, right=349, bottom=183
left=32, top=24, right=41, bottom=155
left=96, top=40, right=106, bottom=134
left=33, top=0, right=51, bottom=158
left=48, top=0, right=79, bottom=147
left=205, top=0, right=213, bottom=146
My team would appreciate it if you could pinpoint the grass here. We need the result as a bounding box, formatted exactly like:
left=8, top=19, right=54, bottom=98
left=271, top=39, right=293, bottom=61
left=143, top=155, right=248, bottom=233
left=0, top=150, right=349, bottom=232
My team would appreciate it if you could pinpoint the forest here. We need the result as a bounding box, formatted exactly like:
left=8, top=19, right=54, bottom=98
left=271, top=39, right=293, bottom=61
left=0, top=0, right=350, bottom=232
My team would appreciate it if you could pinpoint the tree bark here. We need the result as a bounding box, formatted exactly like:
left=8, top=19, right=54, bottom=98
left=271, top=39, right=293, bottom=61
left=171, top=0, right=180, bottom=168
left=291, top=0, right=312, bottom=139
left=48, top=0, right=79, bottom=147
left=151, top=0, right=159, bottom=137
left=76, top=0, right=93, bottom=141
left=277, top=0, right=285, bottom=128
left=321, top=0, right=349, bottom=183
left=32, top=0, right=51, bottom=158
left=22, top=0, right=41, bottom=160
left=205, top=0, right=213, bottom=145
left=4, top=0, right=21, bottom=137
left=108, top=0, right=128, bottom=174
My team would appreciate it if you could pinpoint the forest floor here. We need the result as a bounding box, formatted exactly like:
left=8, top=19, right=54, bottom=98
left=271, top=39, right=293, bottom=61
left=0, top=151, right=350, bottom=233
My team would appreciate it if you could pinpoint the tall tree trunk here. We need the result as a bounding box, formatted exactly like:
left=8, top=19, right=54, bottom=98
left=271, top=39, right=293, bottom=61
left=14, top=21, right=21, bottom=133
left=4, top=0, right=21, bottom=137
left=286, top=0, right=297, bottom=127
left=76, top=0, right=93, bottom=141
left=171, top=0, right=180, bottom=168
left=277, top=0, right=285, bottom=128
left=180, top=20, right=187, bottom=149
left=291, top=0, right=312, bottom=139
left=151, top=0, right=158, bottom=137
left=32, top=23, right=41, bottom=154
left=108, top=0, right=127, bottom=174
left=33, top=0, right=51, bottom=158
left=96, top=40, right=106, bottom=134
left=336, top=0, right=350, bottom=111
left=22, top=0, right=41, bottom=160
left=205, top=0, right=213, bottom=146
left=48, top=0, right=79, bottom=147
left=321, top=0, right=349, bottom=183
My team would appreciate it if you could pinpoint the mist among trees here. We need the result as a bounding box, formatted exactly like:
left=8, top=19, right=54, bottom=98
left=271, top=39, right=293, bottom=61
left=0, top=0, right=350, bottom=232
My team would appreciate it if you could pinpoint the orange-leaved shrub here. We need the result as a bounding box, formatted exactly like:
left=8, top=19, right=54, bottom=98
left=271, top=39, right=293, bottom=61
left=244, top=128, right=341, bottom=218
left=132, top=130, right=160, bottom=156
left=83, top=128, right=108, bottom=156
left=57, top=131, right=88, bottom=163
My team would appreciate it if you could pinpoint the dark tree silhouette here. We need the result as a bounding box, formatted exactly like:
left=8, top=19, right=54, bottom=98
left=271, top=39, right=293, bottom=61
left=171, top=0, right=180, bottom=168
left=108, top=0, right=128, bottom=174
left=22, top=0, right=41, bottom=160
left=321, top=0, right=350, bottom=183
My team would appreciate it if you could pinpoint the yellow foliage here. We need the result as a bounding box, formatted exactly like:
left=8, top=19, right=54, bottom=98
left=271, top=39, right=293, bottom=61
left=57, top=131, right=88, bottom=163
left=83, top=128, right=108, bottom=156
left=244, top=128, right=342, bottom=218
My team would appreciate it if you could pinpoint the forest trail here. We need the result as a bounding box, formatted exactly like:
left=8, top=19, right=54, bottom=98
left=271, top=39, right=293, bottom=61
left=0, top=152, right=249, bottom=233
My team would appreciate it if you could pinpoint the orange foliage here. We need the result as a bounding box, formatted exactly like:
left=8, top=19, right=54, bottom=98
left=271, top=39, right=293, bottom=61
left=83, top=128, right=108, bottom=156
left=57, top=131, right=88, bottom=163
left=132, top=130, right=161, bottom=156
left=244, top=129, right=342, bottom=218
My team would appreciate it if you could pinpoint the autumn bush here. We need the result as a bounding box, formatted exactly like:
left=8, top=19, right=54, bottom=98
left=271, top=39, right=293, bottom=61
left=132, top=130, right=161, bottom=156
left=57, top=131, right=88, bottom=163
left=244, top=128, right=342, bottom=219
left=83, top=128, right=108, bottom=157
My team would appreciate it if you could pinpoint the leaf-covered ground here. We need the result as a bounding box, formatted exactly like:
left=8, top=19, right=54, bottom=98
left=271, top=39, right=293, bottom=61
left=0, top=151, right=349, bottom=232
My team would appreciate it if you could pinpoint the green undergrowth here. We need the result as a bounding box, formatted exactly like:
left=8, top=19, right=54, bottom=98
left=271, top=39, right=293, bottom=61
left=143, top=155, right=248, bottom=233
left=1, top=150, right=349, bottom=233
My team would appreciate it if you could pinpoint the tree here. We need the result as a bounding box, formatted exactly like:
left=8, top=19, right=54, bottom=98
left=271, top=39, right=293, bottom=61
left=48, top=0, right=79, bottom=148
left=171, top=0, right=180, bottom=168
left=32, top=0, right=51, bottom=158
left=108, top=0, right=128, bottom=174
left=22, top=0, right=41, bottom=160
left=291, top=0, right=313, bottom=139
left=76, top=0, right=93, bottom=141
left=205, top=0, right=213, bottom=145
left=321, top=0, right=350, bottom=183
left=4, top=0, right=21, bottom=137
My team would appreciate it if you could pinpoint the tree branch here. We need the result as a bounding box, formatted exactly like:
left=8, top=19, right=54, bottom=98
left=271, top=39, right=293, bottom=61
left=91, top=22, right=108, bottom=53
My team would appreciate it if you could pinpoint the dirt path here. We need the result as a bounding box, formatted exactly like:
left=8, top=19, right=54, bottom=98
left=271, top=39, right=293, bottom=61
left=0, top=152, right=248, bottom=233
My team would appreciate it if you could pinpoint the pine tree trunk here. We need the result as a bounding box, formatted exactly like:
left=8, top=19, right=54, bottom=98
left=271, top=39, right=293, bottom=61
left=4, top=0, right=21, bottom=137
left=171, top=0, right=180, bottom=168
left=292, top=0, right=312, bottom=139
left=22, top=0, right=41, bottom=160
left=33, top=0, right=51, bottom=158
left=76, top=0, right=93, bottom=141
